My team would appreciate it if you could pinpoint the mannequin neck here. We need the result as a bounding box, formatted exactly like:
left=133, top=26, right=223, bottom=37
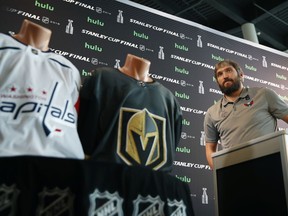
left=119, top=54, right=153, bottom=82
left=12, top=19, right=51, bottom=51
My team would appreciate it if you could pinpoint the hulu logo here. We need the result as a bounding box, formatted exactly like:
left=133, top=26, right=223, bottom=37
left=175, top=66, right=189, bottom=74
left=87, top=16, right=104, bottom=26
left=175, top=43, right=188, bottom=51
left=245, top=64, right=257, bottom=72
left=175, top=175, right=191, bottom=183
left=133, top=31, right=149, bottom=40
left=35, top=0, right=54, bottom=11
left=175, top=91, right=189, bottom=99
left=81, top=69, right=93, bottom=77
left=276, top=73, right=287, bottom=80
left=211, top=54, right=224, bottom=61
left=182, top=119, right=190, bottom=126
left=84, top=42, right=103, bottom=52
left=176, top=146, right=191, bottom=154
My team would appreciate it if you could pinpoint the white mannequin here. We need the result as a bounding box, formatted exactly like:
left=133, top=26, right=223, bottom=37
left=118, top=54, right=153, bottom=82
left=12, top=19, right=52, bottom=51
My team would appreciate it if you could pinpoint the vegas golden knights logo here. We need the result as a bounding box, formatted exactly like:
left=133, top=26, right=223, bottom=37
left=117, top=107, right=167, bottom=170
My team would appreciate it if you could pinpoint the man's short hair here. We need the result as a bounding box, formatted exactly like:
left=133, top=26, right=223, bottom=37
left=214, top=59, right=243, bottom=79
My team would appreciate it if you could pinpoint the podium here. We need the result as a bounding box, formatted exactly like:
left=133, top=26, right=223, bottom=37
left=212, top=130, right=288, bottom=216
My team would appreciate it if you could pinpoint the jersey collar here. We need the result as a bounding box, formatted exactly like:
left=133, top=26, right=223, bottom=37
left=221, top=87, right=250, bottom=107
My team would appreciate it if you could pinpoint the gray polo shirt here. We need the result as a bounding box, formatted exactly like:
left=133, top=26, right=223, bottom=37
left=204, top=87, right=288, bottom=149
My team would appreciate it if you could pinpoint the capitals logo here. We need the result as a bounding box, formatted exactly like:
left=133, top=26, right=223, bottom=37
left=0, top=82, right=76, bottom=136
left=117, top=107, right=167, bottom=170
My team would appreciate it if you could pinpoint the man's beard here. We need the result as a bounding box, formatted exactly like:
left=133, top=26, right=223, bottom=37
left=219, top=77, right=241, bottom=96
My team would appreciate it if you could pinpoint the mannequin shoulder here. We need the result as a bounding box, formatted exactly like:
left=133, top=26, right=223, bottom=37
left=0, top=33, right=20, bottom=47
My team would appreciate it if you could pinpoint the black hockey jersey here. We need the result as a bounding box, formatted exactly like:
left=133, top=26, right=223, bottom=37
left=78, top=67, right=182, bottom=172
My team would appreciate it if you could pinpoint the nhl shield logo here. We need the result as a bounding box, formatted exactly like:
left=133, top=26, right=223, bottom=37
left=0, top=184, right=19, bottom=216
left=36, top=187, right=74, bottom=216
left=91, top=58, right=99, bottom=65
left=88, top=189, right=123, bottom=216
left=132, top=195, right=164, bottom=216
left=167, top=199, right=187, bottom=216
left=117, top=107, right=167, bottom=170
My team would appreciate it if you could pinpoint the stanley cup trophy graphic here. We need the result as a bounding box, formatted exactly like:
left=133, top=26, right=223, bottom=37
left=202, top=188, right=208, bottom=204
left=197, top=35, right=203, bottom=48
left=198, top=80, right=204, bottom=94
left=66, top=19, right=74, bottom=35
left=158, top=46, right=164, bottom=60
left=262, top=56, right=267, bottom=68
left=114, top=59, right=121, bottom=68
left=117, top=10, right=124, bottom=23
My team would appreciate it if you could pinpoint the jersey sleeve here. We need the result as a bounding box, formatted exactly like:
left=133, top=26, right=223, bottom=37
left=174, top=98, right=183, bottom=148
left=265, top=88, right=288, bottom=119
left=77, top=75, right=99, bottom=156
left=204, top=108, right=219, bottom=144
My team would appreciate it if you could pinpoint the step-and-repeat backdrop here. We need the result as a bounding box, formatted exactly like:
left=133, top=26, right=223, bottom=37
left=1, top=0, right=288, bottom=215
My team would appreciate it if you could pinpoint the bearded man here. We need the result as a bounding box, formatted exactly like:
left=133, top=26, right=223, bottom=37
left=204, top=59, right=288, bottom=169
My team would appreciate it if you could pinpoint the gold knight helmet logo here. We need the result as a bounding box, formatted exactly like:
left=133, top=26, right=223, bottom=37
left=117, top=107, right=167, bottom=170
left=127, top=109, right=159, bottom=165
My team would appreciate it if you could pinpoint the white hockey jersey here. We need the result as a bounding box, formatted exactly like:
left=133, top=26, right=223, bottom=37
left=0, top=33, right=84, bottom=159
